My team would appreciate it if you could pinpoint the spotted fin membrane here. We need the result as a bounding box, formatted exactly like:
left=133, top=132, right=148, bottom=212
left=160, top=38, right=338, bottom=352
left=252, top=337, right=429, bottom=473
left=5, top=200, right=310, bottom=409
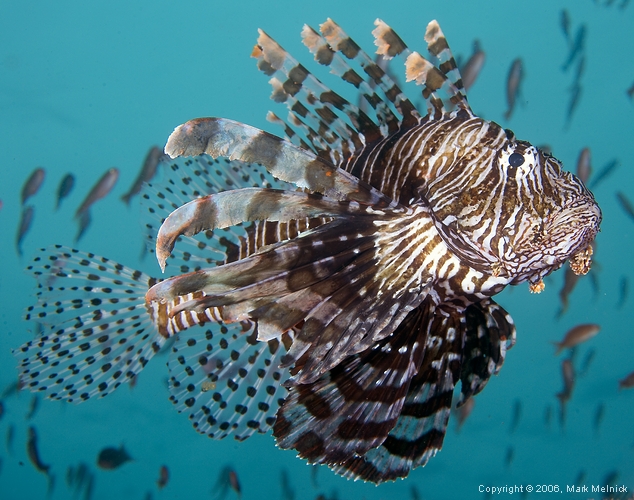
left=17, top=247, right=161, bottom=402
left=14, top=157, right=308, bottom=441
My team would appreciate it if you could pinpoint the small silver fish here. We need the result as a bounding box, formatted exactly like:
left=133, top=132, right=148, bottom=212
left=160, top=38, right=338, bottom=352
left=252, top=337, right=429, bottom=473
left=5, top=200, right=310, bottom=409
left=504, top=58, right=523, bottom=120
left=121, top=146, right=165, bottom=205
left=460, top=40, right=485, bottom=91
left=75, top=168, right=119, bottom=218
left=553, top=323, right=600, bottom=355
left=21, top=168, right=45, bottom=205
left=16, top=205, right=34, bottom=256
left=55, top=173, right=75, bottom=210
left=576, top=147, right=591, bottom=185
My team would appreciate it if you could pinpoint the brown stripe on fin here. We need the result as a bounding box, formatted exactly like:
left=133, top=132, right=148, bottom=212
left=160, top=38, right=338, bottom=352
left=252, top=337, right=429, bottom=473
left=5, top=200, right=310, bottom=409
left=273, top=302, right=430, bottom=464
left=154, top=187, right=368, bottom=271
left=329, top=303, right=465, bottom=482
left=374, top=19, right=471, bottom=118
left=254, top=28, right=369, bottom=165
left=457, top=299, right=516, bottom=406
left=164, top=118, right=395, bottom=208
left=423, top=20, right=470, bottom=110
left=372, top=19, right=409, bottom=59
left=314, top=19, right=420, bottom=132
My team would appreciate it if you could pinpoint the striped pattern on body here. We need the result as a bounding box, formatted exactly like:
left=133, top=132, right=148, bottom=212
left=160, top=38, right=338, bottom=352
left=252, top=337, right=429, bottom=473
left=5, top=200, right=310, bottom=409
left=15, top=15, right=602, bottom=484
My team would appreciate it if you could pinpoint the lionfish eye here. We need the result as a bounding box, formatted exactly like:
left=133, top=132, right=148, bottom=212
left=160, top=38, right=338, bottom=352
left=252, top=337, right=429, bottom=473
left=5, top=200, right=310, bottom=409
left=509, top=152, right=525, bottom=167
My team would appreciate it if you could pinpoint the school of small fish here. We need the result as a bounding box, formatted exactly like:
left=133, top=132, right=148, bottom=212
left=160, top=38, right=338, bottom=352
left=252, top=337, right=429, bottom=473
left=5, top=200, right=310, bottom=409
left=1, top=4, right=633, bottom=498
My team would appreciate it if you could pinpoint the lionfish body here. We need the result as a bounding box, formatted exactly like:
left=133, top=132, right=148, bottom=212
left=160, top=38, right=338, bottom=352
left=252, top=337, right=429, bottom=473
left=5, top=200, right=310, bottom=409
left=15, top=18, right=600, bottom=483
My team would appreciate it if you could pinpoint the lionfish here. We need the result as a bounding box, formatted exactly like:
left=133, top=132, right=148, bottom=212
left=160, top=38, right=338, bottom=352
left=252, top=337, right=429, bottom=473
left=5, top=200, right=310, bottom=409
left=14, top=18, right=601, bottom=483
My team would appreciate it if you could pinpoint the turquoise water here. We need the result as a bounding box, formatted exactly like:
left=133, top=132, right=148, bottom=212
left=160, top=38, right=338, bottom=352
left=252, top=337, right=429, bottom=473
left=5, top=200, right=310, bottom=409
left=1, top=1, right=633, bottom=499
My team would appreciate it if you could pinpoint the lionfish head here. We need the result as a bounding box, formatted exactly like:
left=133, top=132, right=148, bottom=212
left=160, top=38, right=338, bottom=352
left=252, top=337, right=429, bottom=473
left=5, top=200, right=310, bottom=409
left=492, top=140, right=602, bottom=284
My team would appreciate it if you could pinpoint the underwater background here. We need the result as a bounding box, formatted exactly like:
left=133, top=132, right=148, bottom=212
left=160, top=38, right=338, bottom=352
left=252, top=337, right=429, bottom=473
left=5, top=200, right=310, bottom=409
left=1, top=0, right=633, bottom=498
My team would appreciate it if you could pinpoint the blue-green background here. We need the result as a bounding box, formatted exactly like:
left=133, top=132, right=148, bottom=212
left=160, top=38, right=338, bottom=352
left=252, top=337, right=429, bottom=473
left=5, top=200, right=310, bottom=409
left=1, top=1, right=633, bottom=499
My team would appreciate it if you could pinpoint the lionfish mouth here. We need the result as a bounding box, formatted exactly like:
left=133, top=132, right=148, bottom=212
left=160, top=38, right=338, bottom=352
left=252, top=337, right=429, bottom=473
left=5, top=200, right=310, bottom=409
left=542, top=194, right=602, bottom=275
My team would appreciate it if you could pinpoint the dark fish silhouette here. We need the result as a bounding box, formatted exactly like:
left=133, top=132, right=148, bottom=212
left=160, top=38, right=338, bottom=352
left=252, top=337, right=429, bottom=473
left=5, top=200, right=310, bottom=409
left=121, top=146, right=165, bottom=205
left=616, top=191, right=634, bottom=221
left=578, top=348, right=596, bottom=377
left=26, top=426, right=50, bottom=475
left=460, top=40, right=485, bottom=91
left=564, top=83, right=582, bottom=129
left=55, top=173, right=75, bottom=210
left=6, top=424, right=15, bottom=455
left=453, top=396, right=475, bottom=432
left=75, top=167, right=119, bottom=217
left=553, top=324, right=600, bottom=355
left=212, top=466, right=241, bottom=500
left=504, top=58, right=523, bottom=120
left=26, top=394, right=40, bottom=420
left=588, top=159, right=619, bottom=190
left=556, top=359, right=575, bottom=426
left=544, top=404, right=553, bottom=428
left=229, top=469, right=241, bottom=499
left=504, top=446, right=514, bottom=468
left=74, top=210, right=91, bottom=244
left=280, top=469, right=295, bottom=500
left=509, top=399, right=522, bottom=433
left=619, top=370, right=634, bottom=389
left=16, top=205, right=34, bottom=256
left=560, top=9, right=571, bottom=43
left=157, top=465, right=169, bottom=489
left=575, top=147, right=591, bottom=185
left=562, top=25, right=586, bottom=72
left=593, top=402, right=605, bottom=435
left=617, top=276, right=628, bottom=309
left=96, top=445, right=132, bottom=470
left=21, top=168, right=45, bottom=205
